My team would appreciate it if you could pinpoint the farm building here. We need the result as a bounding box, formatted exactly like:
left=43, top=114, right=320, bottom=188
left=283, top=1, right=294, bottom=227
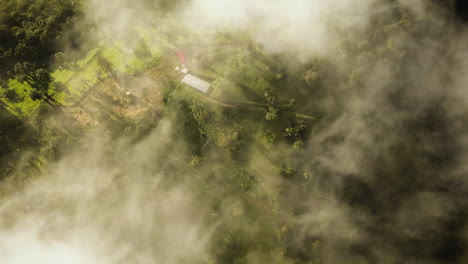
left=181, top=74, right=210, bottom=93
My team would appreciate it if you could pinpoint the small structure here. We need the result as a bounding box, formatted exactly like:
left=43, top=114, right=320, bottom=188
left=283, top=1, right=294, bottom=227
left=175, top=67, right=188, bottom=74
left=181, top=74, right=210, bottom=93
left=176, top=50, right=186, bottom=66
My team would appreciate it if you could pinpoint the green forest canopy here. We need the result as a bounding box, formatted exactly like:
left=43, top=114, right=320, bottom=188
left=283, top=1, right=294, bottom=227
left=0, top=0, right=468, bottom=263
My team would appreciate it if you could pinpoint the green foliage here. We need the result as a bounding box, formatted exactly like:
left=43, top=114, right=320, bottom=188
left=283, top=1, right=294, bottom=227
left=134, top=39, right=152, bottom=60
left=265, top=106, right=278, bottom=121
left=284, top=123, right=306, bottom=141
left=1, top=1, right=466, bottom=263
left=1, top=79, right=41, bottom=116
left=0, top=0, right=83, bottom=80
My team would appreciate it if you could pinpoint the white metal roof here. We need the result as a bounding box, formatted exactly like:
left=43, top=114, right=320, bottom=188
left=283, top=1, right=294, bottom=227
left=181, top=74, right=210, bottom=93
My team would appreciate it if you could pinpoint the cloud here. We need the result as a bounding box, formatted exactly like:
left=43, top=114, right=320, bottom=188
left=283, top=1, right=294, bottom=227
left=0, top=125, right=214, bottom=264
left=179, top=0, right=378, bottom=57
left=3, top=0, right=468, bottom=263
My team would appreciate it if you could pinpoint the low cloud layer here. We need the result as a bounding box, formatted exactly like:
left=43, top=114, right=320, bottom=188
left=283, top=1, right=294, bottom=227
left=179, top=0, right=378, bottom=57
left=0, top=125, right=214, bottom=264
left=1, top=0, right=468, bottom=263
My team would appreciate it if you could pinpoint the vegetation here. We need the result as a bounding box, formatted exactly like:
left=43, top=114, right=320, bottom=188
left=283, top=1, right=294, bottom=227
left=0, top=0, right=467, bottom=263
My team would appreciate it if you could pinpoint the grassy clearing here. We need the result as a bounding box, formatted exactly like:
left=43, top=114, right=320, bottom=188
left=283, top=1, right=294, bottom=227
left=1, top=80, right=41, bottom=117
left=76, top=48, right=101, bottom=68
left=51, top=68, right=74, bottom=83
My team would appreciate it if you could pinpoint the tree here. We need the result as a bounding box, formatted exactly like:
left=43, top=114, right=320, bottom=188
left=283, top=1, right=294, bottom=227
left=304, top=70, right=320, bottom=87
left=0, top=0, right=84, bottom=81
left=265, top=106, right=278, bottom=121
left=284, top=123, right=306, bottom=141
left=97, top=56, right=114, bottom=75
left=134, top=39, right=152, bottom=61
left=14, top=62, right=60, bottom=106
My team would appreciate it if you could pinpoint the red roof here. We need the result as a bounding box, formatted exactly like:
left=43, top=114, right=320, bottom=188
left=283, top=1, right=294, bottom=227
left=176, top=50, right=186, bottom=64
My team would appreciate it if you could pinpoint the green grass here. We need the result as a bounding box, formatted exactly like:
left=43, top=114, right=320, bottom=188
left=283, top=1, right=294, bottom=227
left=76, top=48, right=101, bottom=68
left=51, top=68, right=74, bottom=83
left=1, top=80, right=41, bottom=117
left=102, top=47, right=125, bottom=71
